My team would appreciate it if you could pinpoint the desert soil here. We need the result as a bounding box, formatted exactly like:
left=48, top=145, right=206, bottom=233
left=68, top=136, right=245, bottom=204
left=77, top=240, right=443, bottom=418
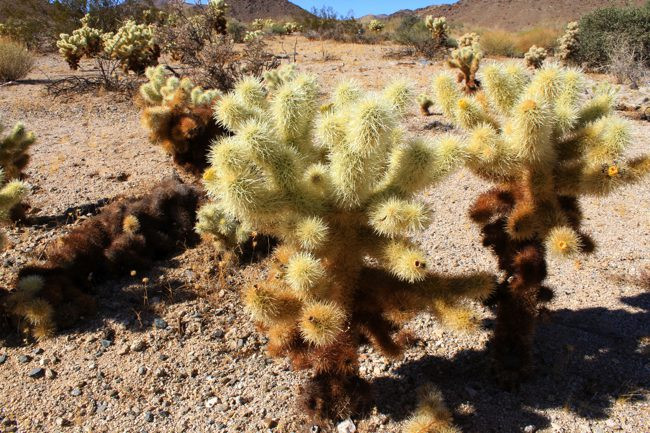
left=0, top=37, right=648, bottom=433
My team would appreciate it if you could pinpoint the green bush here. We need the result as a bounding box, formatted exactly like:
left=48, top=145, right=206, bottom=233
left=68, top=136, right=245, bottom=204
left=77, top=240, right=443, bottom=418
left=227, top=19, right=247, bottom=43
left=576, top=2, right=650, bottom=69
left=392, top=16, right=439, bottom=58
left=0, top=38, right=34, bottom=82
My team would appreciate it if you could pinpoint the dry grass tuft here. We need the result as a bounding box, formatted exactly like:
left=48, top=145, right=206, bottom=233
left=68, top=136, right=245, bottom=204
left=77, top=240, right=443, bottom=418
left=478, top=27, right=561, bottom=58
left=0, top=37, right=34, bottom=82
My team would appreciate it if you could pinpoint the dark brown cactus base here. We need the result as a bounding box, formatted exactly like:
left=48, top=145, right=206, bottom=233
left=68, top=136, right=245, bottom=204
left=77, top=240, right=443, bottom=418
left=301, top=372, right=371, bottom=423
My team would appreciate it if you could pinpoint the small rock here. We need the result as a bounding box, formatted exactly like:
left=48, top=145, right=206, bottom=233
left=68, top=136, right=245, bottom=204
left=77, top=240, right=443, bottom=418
left=524, top=426, right=536, bottom=433
left=55, top=417, right=69, bottom=427
left=137, top=366, right=147, bottom=375
left=205, top=397, right=220, bottom=408
left=0, top=354, right=7, bottom=364
left=33, top=348, right=44, bottom=355
left=100, top=339, right=112, bottom=348
left=592, top=427, right=605, bottom=433
left=117, top=345, right=130, bottom=355
left=130, top=340, right=146, bottom=352
left=153, top=318, right=168, bottom=329
left=18, top=355, right=31, bottom=364
left=212, top=329, right=225, bottom=340
left=155, top=367, right=168, bottom=378
left=265, top=418, right=278, bottom=429
left=337, top=419, right=356, bottom=433
left=144, top=411, right=154, bottom=422
left=159, top=354, right=168, bottom=361
left=28, top=368, right=44, bottom=379
left=71, top=387, right=82, bottom=396
left=45, top=369, right=57, bottom=379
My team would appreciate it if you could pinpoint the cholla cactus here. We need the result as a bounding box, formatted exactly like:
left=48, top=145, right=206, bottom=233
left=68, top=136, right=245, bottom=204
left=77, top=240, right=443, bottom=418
left=402, top=385, right=459, bottom=433
left=368, top=19, right=385, bottom=33
left=207, top=0, right=229, bottom=35
left=0, top=169, right=29, bottom=250
left=56, top=14, right=104, bottom=70
left=524, top=45, right=547, bottom=69
left=139, top=65, right=226, bottom=172
left=1, top=122, right=35, bottom=180
left=283, top=21, right=302, bottom=34
left=243, top=30, right=264, bottom=42
left=417, top=94, right=434, bottom=116
left=263, top=63, right=297, bottom=91
left=200, top=73, right=495, bottom=421
left=103, top=20, right=159, bottom=74
left=425, top=16, right=449, bottom=46
left=557, top=21, right=579, bottom=65
left=7, top=178, right=199, bottom=341
left=447, top=44, right=482, bottom=94
left=434, top=63, right=650, bottom=385
left=458, top=32, right=480, bottom=48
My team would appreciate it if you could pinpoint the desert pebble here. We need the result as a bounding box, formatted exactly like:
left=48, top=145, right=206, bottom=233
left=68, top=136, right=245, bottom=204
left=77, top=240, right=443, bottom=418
left=28, top=368, right=44, bottom=379
left=0, top=354, right=7, bottom=364
left=153, top=318, right=168, bottom=329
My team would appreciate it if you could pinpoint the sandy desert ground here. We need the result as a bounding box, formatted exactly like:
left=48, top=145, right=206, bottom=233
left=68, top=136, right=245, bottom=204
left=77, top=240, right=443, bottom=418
left=0, top=37, right=648, bottom=433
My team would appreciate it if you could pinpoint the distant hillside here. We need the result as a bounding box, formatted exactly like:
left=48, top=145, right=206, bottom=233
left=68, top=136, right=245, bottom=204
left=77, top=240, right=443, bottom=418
left=390, top=0, right=648, bottom=30
left=221, top=0, right=312, bottom=21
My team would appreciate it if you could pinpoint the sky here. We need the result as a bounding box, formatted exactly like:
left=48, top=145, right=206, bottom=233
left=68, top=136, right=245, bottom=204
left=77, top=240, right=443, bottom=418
left=291, top=1, right=453, bottom=18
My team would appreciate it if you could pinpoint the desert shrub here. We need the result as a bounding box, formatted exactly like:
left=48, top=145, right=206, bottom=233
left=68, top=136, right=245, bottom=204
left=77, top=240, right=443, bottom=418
left=432, top=63, right=650, bottom=385
left=575, top=2, right=650, bottom=69
left=479, top=27, right=560, bottom=58
left=0, top=18, right=45, bottom=50
left=368, top=19, right=385, bottom=32
left=199, top=72, right=494, bottom=421
left=392, top=16, right=439, bottom=58
left=606, top=37, right=648, bottom=89
left=227, top=19, right=247, bottom=43
left=6, top=177, right=200, bottom=341
left=0, top=38, right=34, bottom=82
left=524, top=45, right=547, bottom=69
left=300, top=6, right=371, bottom=43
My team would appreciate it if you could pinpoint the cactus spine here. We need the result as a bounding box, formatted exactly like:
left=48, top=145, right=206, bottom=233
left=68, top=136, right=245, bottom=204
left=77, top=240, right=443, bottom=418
left=139, top=66, right=226, bottom=172
left=200, top=72, right=495, bottom=421
left=433, top=63, right=650, bottom=386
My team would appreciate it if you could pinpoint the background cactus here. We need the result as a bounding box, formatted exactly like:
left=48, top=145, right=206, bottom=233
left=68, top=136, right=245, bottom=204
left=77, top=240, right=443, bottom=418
left=243, top=30, right=264, bottom=42
left=56, top=14, right=104, bottom=70
left=402, top=384, right=459, bottom=433
left=0, top=170, right=28, bottom=251
left=139, top=65, right=227, bottom=173
left=368, top=19, right=385, bottom=33
left=418, top=94, right=435, bottom=116
left=433, top=63, right=650, bottom=386
left=447, top=44, right=483, bottom=94
left=0, top=120, right=34, bottom=223
left=524, top=45, right=547, bottom=69
left=5, top=178, right=200, bottom=341
left=207, top=0, right=229, bottom=35
left=425, top=16, right=449, bottom=46
left=283, top=21, right=302, bottom=34
left=199, top=73, right=495, bottom=421
left=102, top=20, right=160, bottom=74
left=458, top=32, right=480, bottom=48
left=557, top=21, right=579, bottom=65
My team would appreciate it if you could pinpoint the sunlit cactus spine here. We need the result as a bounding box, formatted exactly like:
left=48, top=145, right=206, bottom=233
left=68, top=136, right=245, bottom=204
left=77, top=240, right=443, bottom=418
left=199, top=72, right=495, bottom=422
left=56, top=14, right=104, bottom=70
left=557, top=21, right=579, bottom=65
left=425, top=15, right=449, bottom=46
left=1, top=122, right=35, bottom=180
left=243, top=30, right=264, bottom=42
left=284, top=21, right=302, bottom=34
left=139, top=65, right=226, bottom=172
left=433, top=63, right=650, bottom=386
left=263, top=63, right=297, bottom=91
left=368, top=19, right=385, bottom=32
left=524, top=45, right=547, bottom=69
left=103, top=20, right=159, bottom=74
left=402, top=385, right=459, bottom=433
left=447, top=43, right=483, bottom=94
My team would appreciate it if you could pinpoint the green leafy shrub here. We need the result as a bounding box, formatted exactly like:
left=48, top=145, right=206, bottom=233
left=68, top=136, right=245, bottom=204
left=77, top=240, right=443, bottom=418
left=0, top=38, right=34, bottom=82
left=575, top=2, right=650, bottom=69
left=392, top=16, right=439, bottom=58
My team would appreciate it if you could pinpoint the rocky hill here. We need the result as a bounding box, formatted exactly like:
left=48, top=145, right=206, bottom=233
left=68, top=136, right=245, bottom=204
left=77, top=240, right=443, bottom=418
left=226, top=0, right=312, bottom=22
left=390, top=0, right=647, bottom=30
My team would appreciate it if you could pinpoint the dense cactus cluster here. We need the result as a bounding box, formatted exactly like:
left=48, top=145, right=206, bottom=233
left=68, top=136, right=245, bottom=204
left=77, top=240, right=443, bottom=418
left=557, top=21, right=579, bottom=65
left=457, top=32, right=480, bottom=48
left=139, top=66, right=227, bottom=173
left=524, top=45, right=547, bottom=69
left=283, top=22, right=302, bottom=34
left=433, top=63, right=650, bottom=385
left=0, top=120, right=34, bottom=226
left=198, top=73, right=494, bottom=421
left=56, top=14, right=104, bottom=70
left=447, top=44, right=483, bottom=94
left=0, top=170, right=28, bottom=251
left=368, top=19, right=385, bottom=32
left=57, top=16, right=159, bottom=74
left=425, top=16, right=449, bottom=46
left=206, top=0, right=229, bottom=35
left=244, top=30, right=264, bottom=42
left=103, top=20, right=160, bottom=74
left=5, top=178, right=200, bottom=341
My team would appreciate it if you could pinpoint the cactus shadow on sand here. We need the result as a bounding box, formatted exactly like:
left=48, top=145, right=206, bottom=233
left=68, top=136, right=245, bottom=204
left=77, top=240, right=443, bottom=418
left=372, top=292, right=649, bottom=432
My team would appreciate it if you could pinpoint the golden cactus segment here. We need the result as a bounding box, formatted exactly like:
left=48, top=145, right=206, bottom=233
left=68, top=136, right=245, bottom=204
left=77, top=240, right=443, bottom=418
left=299, top=301, right=345, bottom=346
left=285, top=252, right=326, bottom=299
left=122, top=215, right=141, bottom=234
left=546, top=226, right=582, bottom=257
